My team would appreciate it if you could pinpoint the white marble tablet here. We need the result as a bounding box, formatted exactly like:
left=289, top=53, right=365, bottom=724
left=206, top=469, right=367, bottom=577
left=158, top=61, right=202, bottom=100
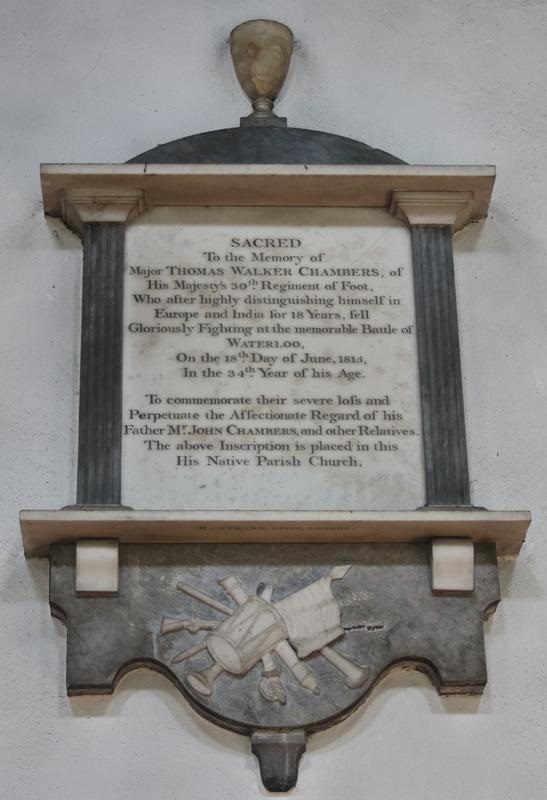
left=122, top=206, right=424, bottom=511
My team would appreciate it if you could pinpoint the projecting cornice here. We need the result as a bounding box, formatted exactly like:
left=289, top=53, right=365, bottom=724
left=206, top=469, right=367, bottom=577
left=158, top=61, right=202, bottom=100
left=40, top=163, right=495, bottom=236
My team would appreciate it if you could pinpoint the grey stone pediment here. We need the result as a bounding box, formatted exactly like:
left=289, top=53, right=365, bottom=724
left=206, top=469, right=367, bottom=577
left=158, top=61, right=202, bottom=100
left=127, top=125, right=406, bottom=166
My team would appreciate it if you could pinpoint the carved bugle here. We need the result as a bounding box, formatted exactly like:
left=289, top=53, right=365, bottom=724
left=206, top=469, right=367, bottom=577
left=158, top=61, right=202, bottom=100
left=319, top=646, right=368, bottom=689
left=187, top=663, right=224, bottom=696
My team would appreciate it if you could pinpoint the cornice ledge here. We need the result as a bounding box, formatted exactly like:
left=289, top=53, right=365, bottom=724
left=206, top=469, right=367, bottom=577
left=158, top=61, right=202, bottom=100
left=61, top=188, right=146, bottom=236
left=390, top=190, right=475, bottom=232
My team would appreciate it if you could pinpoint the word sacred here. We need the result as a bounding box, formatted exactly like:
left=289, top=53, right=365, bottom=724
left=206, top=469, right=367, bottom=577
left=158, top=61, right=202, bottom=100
left=230, top=237, right=301, bottom=248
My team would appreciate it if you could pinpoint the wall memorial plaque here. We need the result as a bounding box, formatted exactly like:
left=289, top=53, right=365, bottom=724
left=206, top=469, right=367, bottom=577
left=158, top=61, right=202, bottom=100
left=22, top=19, right=530, bottom=793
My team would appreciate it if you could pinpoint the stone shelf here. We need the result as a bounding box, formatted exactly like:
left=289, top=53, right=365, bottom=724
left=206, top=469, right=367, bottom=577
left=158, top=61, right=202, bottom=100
left=21, top=507, right=530, bottom=557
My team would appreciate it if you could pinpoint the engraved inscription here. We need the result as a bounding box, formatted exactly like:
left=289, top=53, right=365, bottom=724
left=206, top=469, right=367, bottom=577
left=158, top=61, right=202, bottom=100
left=122, top=207, right=424, bottom=510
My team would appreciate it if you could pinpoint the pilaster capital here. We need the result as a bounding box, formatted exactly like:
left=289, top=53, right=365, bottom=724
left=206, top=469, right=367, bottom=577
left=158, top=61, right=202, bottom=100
left=61, top=188, right=146, bottom=236
left=390, top=191, right=475, bottom=233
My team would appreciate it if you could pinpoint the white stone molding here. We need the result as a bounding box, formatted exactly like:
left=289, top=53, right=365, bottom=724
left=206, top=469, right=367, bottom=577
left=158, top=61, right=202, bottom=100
left=431, top=537, right=474, bottom=594
left=40, top=165, right=495, bottom=235
left=390, top=190, right=475, bottom=232
left=61, top=187, right=146, bottom=235
left=20, top=508, right=530, bottom=557
left=75, top=539, right=119, bottom=595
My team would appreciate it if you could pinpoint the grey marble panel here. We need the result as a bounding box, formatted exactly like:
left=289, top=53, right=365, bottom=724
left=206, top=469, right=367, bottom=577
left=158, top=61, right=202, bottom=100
left=50, top=542, right=498, bottom=723
left=49, top=541, right=498, bottom=790
left=127, top=126, right=406, bottom=166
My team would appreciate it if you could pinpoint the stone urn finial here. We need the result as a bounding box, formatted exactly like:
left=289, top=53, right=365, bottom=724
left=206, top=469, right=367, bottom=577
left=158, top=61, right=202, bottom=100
left=230, top=19, right=294, bottom=127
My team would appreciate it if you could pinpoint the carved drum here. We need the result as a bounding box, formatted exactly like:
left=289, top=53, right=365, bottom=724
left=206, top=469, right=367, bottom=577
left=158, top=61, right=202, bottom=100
left=206, top=597, right=289, bottom=674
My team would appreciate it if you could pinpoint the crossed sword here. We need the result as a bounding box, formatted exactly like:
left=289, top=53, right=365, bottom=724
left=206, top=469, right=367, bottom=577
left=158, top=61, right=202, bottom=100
left=160, top=571, right=368, bottom=698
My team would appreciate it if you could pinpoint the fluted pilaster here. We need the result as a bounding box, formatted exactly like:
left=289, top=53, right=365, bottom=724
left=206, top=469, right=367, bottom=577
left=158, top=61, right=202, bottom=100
left=77, top=224, right=125, bottom=504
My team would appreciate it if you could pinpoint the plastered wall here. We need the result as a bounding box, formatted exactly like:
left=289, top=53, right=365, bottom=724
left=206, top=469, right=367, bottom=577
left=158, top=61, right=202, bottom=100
left=2, top=2, right=546, bottom=798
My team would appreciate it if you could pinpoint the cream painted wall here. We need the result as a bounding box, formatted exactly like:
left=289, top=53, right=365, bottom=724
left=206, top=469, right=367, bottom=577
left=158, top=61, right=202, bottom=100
left=1, top=2, right=546, bottom=798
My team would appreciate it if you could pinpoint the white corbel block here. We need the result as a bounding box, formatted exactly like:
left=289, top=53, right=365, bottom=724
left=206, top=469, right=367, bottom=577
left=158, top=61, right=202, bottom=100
left=76, top=540, right=119, bottom=595
left=61, top=188, right=145, bottom=236
left=390, top=191, right=475, bottom=232
left=431, top=538, right=474, bottom=594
